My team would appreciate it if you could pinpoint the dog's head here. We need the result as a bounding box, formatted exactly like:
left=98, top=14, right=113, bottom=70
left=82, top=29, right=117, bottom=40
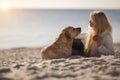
left=62, top=26, right=81, bottom=39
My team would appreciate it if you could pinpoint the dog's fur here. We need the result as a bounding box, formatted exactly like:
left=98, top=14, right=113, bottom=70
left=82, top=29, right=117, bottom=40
left=40, top=26, right=81, bottom=60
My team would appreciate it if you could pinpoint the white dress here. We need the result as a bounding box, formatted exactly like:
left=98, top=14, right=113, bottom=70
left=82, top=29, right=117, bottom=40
left=90, top=29, right=115, bottom=57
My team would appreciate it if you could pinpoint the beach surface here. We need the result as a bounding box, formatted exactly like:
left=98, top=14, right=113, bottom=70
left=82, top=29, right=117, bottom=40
left=0, top=44, right=120, bottom=80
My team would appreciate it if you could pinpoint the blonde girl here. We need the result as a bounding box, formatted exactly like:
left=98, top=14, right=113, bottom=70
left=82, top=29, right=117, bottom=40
left=84, top=11, right=114, bottom=57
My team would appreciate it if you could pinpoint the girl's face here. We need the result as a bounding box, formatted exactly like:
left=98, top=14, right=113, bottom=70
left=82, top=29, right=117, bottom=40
left=89, top=19, right=95, bottom=27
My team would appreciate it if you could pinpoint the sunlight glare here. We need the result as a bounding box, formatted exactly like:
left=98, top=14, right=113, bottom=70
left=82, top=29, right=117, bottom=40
left=0, top=2, right=10, bottom=11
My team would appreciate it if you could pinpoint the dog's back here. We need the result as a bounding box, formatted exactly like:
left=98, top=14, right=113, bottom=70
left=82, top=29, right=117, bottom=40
left=40, top=43, right=71, bottom=60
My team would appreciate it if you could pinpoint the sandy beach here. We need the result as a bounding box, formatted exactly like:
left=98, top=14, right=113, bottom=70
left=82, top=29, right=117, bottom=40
left=0, top=44, right=120, bottom=80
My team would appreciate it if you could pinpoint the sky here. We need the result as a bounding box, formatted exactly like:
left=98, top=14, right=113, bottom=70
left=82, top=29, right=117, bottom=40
left=0, top=0, right=120, bottom=9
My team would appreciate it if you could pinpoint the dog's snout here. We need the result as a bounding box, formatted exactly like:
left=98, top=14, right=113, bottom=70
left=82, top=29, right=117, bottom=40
left=76, top=27, right=81, bottom=31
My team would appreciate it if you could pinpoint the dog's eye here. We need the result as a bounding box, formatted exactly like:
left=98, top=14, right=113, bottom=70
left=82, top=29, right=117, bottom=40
left=73, top=28, right=75, bottom=30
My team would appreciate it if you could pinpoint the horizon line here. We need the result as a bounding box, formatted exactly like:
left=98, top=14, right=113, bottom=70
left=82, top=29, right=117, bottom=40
left=5, top=8, right=120, bottom=10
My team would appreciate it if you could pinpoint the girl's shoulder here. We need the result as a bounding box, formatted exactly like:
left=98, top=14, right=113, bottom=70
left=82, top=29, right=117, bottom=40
left=101, top=29, right=111, bottom=37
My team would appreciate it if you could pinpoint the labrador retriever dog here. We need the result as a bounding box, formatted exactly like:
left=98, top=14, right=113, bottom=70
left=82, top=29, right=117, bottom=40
left=40, top=26, right=81, bottom=60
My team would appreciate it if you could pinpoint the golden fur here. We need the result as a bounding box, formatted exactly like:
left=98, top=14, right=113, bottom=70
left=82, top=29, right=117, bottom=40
left=40, top=26, right=81, bottom=60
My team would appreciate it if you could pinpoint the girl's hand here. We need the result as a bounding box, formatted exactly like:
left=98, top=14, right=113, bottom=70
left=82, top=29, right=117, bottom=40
left=93, top=35, right=103, bottom=46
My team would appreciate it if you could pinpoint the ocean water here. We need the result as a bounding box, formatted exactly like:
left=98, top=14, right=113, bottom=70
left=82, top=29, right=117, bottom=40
left=0, top=9, right=120, bottom=49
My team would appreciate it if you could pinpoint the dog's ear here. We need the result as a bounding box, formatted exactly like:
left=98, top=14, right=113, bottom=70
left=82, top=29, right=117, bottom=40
left=65, top=31, right=71, bottom=39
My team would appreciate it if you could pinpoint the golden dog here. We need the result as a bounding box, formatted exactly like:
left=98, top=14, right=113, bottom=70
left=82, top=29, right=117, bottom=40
left=40, top=26, right=81, bottom=60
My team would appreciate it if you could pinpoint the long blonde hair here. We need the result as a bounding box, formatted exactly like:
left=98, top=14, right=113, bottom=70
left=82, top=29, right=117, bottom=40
left=84, top=11, right=112, bottom=56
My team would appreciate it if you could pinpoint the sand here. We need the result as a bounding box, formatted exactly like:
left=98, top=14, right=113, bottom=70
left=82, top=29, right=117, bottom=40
left=0, top=44, right=120, bottom=80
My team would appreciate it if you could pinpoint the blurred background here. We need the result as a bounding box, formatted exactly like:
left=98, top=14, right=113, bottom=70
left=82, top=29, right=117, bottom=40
left=0, top=0, right=120, bottom=49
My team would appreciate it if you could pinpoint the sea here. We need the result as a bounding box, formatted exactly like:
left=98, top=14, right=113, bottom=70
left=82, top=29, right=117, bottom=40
left=0, top=9, right=120, bottom=49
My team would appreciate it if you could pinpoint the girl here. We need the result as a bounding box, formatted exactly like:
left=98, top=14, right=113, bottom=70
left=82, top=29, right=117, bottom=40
left=84, top=11, right=114, bottom=57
